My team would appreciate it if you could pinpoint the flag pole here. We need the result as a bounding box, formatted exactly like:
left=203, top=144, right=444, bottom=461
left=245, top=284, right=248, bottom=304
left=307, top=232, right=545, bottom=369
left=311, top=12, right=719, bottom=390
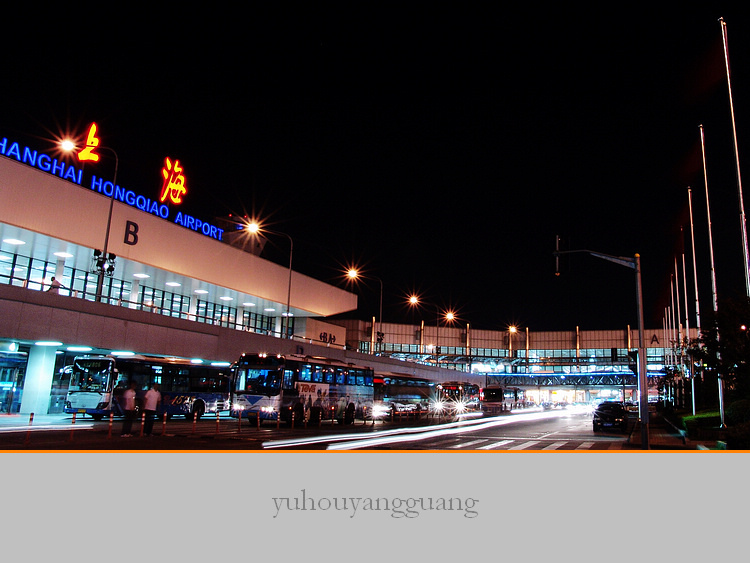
left=700, top=124, right=726, bottom=428
left=720, top=17, right=750, bottom=297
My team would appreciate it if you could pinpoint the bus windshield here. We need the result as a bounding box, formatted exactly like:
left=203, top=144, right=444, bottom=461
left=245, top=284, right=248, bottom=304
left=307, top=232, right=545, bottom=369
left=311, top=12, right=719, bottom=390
left=70, top=358, right=114, bottom=392
left=233, top=367, right=283, bottom=396
left=482, top=388, right=504, bottom=402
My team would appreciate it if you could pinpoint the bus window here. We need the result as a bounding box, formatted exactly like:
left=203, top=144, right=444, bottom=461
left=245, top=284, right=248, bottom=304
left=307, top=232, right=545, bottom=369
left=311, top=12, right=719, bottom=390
left=235, top=368, right=281, bottom=395
left=335, top=369, right=346, bottom=384
left=311, top=366, right=323, bottom=383
left=170, top=377, right=190, bottom=392
left=299, top=365, right=312, bottom=382
left=71, top=358, right=113, bottom=392
left=234, top=369, right=248, bottom=392
left=482, top=388, right=504, bottom=402
left=282, top=369, right=294, bottom=390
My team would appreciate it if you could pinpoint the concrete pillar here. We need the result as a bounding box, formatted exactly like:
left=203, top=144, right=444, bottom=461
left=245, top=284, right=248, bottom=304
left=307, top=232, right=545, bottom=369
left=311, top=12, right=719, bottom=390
left=274, top=316, right=283, bottom=337
left=188, top=292, right=198, bottom=321
left=20, top=344, right=58, bottom=415
left=129, top=279, right=140, bottom=309
left=54, top=258, right=66, bottom=280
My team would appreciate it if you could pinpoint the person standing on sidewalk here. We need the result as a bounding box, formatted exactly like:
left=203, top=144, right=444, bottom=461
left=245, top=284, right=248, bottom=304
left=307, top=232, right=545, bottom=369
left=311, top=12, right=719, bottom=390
left=142, top=383, right=162, bottom=436
left=120, top=382, right=138, bottom=437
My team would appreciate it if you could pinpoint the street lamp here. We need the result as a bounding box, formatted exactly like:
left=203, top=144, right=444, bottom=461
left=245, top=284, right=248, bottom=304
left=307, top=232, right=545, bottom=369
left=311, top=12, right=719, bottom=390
left=61, top=132, right=118, bottom=303
left=347, top=269, right=384, bottom=354
left=408, top=295, right=456, bottom=366
left=246, top=221, right=293, bottom=338
left=553, top=245, right=650, bottom=450
left=508, top=325, right=518, bottom=373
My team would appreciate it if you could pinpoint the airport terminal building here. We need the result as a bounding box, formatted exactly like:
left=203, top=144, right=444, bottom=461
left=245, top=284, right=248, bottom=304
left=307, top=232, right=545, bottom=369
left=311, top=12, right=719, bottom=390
left=0, top=133, right=691, bottom=415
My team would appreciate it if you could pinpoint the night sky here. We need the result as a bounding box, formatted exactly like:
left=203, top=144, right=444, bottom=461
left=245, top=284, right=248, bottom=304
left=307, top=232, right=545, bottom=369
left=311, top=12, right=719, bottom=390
left=4, top=4, right=750, bottom=332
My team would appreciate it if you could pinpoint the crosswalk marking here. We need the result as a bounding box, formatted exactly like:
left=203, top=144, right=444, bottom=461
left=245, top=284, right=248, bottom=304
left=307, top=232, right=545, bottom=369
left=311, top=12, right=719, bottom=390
left=478, top=439, right=514, bottom=450
left=450, top=439, right=488, bottom=449
left=428, top=438, right=616, bottom=451
left=508, top=440, right=541, bottom=450
left=542, top=441, right=568, bottom=450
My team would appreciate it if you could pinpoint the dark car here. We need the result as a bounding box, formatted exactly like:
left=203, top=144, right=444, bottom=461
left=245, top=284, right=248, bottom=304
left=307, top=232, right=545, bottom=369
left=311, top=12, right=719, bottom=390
left=592, top=402, right=629, bottom=432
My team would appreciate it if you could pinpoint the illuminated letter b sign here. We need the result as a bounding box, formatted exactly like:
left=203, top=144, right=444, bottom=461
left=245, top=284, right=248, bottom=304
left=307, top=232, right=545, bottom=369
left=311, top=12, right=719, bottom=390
left=124, top=221, right=139, bottom=246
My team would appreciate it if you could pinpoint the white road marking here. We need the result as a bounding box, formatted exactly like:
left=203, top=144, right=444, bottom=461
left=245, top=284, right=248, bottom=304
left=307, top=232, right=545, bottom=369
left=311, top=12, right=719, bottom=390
left=508, top=440, right=541, bottom=450
left=477, top=439, right=514, bottom=450
left=542, top=441, right=568, bottom=450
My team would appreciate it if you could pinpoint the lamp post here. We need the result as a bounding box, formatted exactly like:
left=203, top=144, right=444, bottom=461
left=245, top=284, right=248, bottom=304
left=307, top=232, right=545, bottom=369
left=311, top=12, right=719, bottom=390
left=442, top=310, right=455, bottom=357
left=553, top=247, right=650, bottom=450
left=347, top=269, right=383, bottom=354
left=508, top=325, right=518, bottom=373
left=408, top=295, right=455, bottom=367
left=61, top=135, right=118, bottom=303
left=95, top=146, right=119, bottom=303
left=246, top=222, right=293, bottom=338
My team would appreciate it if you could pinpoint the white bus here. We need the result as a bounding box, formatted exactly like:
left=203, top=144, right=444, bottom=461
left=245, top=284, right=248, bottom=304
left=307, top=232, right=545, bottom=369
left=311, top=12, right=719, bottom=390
left=229, top=353, right=375, bottom=425
left=64, top=355, right=231, bottom=420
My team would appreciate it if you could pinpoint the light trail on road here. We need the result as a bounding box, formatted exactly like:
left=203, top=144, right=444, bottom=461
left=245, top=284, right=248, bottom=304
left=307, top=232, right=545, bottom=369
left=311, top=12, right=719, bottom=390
left=261, top=410, right=567, bottom=450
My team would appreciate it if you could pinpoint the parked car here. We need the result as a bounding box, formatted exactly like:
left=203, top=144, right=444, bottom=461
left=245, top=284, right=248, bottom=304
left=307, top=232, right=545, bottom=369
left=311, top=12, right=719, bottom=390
left=592, top=402, right=629, bottom=432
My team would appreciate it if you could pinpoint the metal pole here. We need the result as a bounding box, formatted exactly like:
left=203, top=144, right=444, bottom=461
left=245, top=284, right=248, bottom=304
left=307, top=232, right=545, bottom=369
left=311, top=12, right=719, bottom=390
left=681, top=233, right=695, bottom=415
left=720, top=18, right=750, bottom=297
left=700, top=125, right=726, bottom=427
left=284, top=233, right=293, bottom=338
left=378, top=277, right=383, bottom=353
left=688, top=188, right=702, bottom=334
left=95, top=148, right=118, bottom=303
left=674, top=259, right=684, bottom=410
left=552, top=246, right=650, bottom=449
left=634, top=254, right=650, bottom=449
left=688, top=188, right=700, bottom=416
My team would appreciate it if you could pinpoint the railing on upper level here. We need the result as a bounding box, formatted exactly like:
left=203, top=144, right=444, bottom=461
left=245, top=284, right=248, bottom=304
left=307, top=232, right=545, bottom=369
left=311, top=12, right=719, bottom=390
left=0, top=249, right=347, bottom=350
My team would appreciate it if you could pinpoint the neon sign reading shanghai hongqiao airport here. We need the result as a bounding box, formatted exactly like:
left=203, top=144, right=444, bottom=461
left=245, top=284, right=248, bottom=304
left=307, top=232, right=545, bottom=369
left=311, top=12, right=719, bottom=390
left=0, top=123, right=224, bottom=241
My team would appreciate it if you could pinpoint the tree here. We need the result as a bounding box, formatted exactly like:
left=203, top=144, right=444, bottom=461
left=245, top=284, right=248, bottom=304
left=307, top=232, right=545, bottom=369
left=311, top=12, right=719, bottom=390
left=695, top=296, right=750, bottom=404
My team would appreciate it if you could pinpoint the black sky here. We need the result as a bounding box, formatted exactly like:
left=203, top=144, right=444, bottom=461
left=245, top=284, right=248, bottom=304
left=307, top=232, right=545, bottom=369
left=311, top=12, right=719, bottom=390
left=4, top=4, right=750, bottom=332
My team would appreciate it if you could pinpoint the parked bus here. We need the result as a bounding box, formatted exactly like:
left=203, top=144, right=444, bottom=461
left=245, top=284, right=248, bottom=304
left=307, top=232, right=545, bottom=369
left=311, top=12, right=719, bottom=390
left=435, top=381, right=481, bottom=414
left=64, top=355, right=231, bottom=420
left=480, top=385, right=505, bottom=415
left=480, top=385, right=526, bottom=415
left=230, top=353, right=375, bottom=425
left=372, top=374, right=435, bottom=416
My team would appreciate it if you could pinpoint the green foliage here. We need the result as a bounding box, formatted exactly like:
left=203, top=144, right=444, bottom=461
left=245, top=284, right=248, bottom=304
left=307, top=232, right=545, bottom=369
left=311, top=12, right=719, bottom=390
left=696, top=296, right=750, bottom=403
left=679, top=410, right=721, bottom=435
left=727, top=422, right=750, bottom=450
left=726, top=399, right=750, bottom=425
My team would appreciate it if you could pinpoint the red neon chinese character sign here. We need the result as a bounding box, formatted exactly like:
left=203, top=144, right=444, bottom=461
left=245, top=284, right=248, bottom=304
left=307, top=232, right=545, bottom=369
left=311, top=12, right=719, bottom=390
left=160, top=157, right=187, bottom=205
left=78, top=122, right=101, bottom=162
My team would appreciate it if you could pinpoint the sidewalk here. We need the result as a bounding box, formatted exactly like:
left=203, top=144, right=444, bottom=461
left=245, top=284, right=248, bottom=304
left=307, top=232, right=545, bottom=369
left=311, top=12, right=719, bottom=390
left=0, top=412, right=83, bottom=429
left=624, top=411, right=722, bottom=450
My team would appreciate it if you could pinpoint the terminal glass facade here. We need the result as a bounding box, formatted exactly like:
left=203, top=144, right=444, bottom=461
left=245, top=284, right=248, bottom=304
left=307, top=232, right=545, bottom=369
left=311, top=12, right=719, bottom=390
left=0, top=245, right=286, bottom=334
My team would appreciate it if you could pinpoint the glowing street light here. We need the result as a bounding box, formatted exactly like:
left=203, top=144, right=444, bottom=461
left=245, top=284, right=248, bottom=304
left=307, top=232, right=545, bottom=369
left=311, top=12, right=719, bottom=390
left=508, top=325, right=518, bottom=365
left=408, top=294, right=457, bottom=365
left=347, top=268, right=384, bottom=354
left=553, top=245, right=650, bottom=450
left=245, top=221, right=293, bottom=338
left=61, top=124, right=118, bottom=303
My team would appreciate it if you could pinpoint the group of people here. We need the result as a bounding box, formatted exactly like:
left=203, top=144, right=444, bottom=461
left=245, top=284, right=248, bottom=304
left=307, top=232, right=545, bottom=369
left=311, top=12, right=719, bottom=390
left=120, top=383, right=162, bottom=437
